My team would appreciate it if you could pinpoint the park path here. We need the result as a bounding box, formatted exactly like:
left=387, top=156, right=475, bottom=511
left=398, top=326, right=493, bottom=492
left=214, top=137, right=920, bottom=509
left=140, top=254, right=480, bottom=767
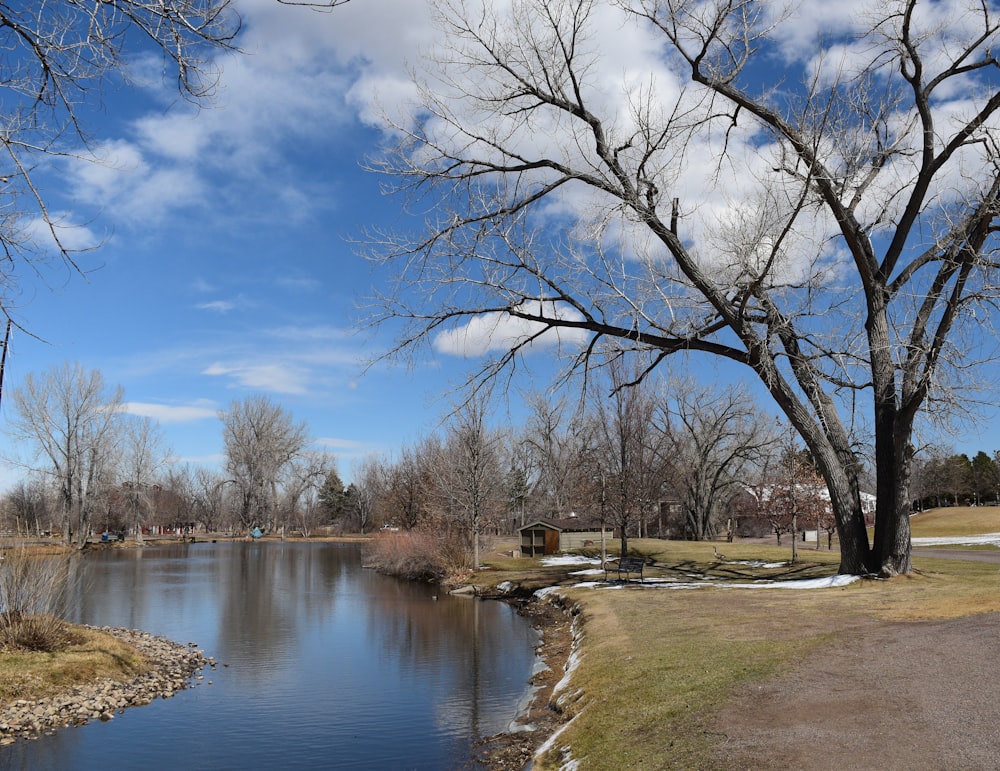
left=711, top=549, right=1000, bottom=770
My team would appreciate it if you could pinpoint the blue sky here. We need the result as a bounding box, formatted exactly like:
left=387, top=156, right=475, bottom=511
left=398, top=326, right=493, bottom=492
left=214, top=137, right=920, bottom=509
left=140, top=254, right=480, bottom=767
left=1, top=0, right=998, bottom=490
left=0, top=0, right=490, bottom=485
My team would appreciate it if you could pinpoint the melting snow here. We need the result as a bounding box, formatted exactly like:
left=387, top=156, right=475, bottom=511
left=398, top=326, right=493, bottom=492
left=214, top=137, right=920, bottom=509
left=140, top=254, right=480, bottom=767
left=541, top=555, right=603, bottom=566
left=912, top=533, right=1000, bottom=547
left=724, top=560, right=789, bottom=568
left=535, top=553, right=860, bottom=593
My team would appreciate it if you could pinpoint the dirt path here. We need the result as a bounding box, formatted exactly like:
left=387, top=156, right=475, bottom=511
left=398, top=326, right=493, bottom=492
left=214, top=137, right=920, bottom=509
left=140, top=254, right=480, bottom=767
left=912, top=547, right=1000, bottom=564
left=711, top=611, right=1000, bottom=770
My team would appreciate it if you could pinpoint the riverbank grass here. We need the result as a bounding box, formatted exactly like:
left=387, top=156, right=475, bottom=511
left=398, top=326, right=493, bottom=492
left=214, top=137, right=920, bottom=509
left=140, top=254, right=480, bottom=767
left=0, top=626, right=148, bottom=705
left=473, top=518, right=1000, bottom=770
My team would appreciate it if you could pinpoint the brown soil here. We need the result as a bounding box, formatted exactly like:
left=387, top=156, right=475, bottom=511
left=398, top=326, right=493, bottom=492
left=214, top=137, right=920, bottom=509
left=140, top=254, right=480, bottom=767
left=710, top=610, right=1000, bottom=770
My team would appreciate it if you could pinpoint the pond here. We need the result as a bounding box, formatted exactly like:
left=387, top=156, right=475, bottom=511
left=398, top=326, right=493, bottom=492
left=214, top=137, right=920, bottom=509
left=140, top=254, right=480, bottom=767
left=0, top=541, right=540, bottom=770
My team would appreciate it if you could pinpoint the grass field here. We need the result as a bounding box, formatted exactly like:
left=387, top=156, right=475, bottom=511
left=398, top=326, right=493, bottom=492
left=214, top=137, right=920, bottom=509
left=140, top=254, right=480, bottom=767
left=910, top=505, right=1000, bottom=537
left=477, top=507, right=1000, bottom=769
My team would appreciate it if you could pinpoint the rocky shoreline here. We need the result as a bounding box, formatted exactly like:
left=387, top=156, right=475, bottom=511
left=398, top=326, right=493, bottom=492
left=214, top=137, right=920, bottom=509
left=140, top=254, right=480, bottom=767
left=469, top=592, right=579, bottom=770
left=0, top=627, right=213, bottom=745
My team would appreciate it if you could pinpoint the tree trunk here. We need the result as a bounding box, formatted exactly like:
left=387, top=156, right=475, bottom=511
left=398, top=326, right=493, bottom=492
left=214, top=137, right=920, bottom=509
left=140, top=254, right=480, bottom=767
left=870, top=422, right=914, bottom=576
left=810, top=438, right=871, bottom=575
left=867, top=300, right=914, bottom=576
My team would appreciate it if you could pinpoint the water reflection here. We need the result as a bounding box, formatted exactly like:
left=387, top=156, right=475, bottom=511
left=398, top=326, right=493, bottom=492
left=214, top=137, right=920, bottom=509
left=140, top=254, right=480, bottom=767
left=2, top=542, right=537, bottom=770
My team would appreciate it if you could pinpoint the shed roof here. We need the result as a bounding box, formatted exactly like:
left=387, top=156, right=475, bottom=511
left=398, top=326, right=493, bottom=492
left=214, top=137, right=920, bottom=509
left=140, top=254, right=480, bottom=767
left=518, top=517, right=606, bottom=533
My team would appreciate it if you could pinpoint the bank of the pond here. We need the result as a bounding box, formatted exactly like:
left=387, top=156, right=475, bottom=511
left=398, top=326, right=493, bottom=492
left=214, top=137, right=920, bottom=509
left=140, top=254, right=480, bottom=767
left=470, top=594, right=578, bottom=770
left=0, top=627, right=212, bottom=745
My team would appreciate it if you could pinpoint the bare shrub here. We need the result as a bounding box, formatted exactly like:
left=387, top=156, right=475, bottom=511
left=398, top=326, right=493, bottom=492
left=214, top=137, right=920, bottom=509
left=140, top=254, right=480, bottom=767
left=365, top=529, right=466, bottom=582
left=0, top=546, right=78, bottom=651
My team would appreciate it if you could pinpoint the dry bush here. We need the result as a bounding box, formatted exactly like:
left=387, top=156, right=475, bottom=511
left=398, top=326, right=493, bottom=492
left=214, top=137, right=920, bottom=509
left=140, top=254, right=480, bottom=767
left=0, top=546, right=78, bottom=652
left=366, top=528, right=475, bottom=581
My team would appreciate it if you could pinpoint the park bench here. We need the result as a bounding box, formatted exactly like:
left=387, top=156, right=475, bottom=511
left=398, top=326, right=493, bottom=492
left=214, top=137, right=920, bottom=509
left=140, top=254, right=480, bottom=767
left=605, top=555, right=645, bottom=582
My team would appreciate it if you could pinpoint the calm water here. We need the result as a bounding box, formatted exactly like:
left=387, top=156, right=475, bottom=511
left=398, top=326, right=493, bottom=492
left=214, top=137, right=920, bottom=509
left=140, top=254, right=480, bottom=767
left=0, top=542, right=539, bottom=770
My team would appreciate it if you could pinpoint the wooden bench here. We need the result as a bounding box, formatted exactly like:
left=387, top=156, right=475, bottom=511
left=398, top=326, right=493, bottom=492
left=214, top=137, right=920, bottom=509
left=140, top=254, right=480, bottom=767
left=605, top=556, right=645, bottom=582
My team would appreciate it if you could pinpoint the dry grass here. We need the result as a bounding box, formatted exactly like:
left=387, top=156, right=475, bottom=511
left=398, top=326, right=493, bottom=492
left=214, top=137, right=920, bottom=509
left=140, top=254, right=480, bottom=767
left=910, top=505, right=1000, bottom=537
left=473, top=517, right=1000, bottom=770
left=0, top=626, right=148, bottom=705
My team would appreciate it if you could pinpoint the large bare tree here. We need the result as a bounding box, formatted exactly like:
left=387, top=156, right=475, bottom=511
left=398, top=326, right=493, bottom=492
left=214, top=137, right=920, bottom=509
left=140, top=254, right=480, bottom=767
left=348, top=456, right=382, bottom=534
left=117, top=414, right=171, bottom=544
left=655, top=379, right=774, bottom=540
left=219, top=395, right=309, bottom=533
left=586, top=359, right=663, bottom=556
left=522, top=392, right=589, bottom=517
left=380, top=440, right=437, bottom=530
left=7, top=362, right=123, bottom=545
left=368, top=0, right=1000, bottom=575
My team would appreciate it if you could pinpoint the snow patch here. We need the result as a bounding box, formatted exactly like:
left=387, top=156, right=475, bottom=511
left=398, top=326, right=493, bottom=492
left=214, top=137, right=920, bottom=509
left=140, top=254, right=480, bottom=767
left=724, top=560, right=789, bottom=568
left=912, top=534, right=1000, bottom=547
left=533, top=712, right=581, bottom=767
left=541, top=555, right=603, bottom=566
left=567, top=574, right=859, bottom=591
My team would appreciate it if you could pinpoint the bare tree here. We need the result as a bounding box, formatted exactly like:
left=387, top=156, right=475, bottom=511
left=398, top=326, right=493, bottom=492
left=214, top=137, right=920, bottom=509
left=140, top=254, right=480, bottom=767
left=160, top=464, right=201, bottom=534
left=655, top=379, right=774, bottom=540
left=523, top=392, right=591, bottom=517
left=190, top=466, right=232, bottom=534
left=380, top=440, right=436, bottom=531
left=586, top=359, right=662, bottom=557
left=1, top=476, right=55, bottom=537
left=757, top=437, right=830, bottom=562
left=279, top=453, right=335, bottom=537
left=500, top=430, right=534, bottom=532
left=219, top=395, right=309, bottom=533
left=349, top=456, right=382, bottom=534
left=367, top=0, right=1000, bottom=576
left=433, top=395, right=505, bottom=570
left=7, top=362, right=122, bottom=546
left=117, top=414, right=171, bottom=544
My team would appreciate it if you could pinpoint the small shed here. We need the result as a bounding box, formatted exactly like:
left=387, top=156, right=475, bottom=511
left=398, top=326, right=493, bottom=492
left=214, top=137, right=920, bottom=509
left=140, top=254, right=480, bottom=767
left=518, top=517, right=609, bottom=557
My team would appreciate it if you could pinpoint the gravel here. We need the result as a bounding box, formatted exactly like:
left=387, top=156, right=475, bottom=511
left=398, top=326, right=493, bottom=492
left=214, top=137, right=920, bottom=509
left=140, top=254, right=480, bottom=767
left=0, top=626, right=214, bottom=745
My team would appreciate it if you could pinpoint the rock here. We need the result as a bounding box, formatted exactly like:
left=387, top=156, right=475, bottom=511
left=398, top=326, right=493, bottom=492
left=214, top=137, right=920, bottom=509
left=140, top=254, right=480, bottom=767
left=0, top=626, right=211, bottom=744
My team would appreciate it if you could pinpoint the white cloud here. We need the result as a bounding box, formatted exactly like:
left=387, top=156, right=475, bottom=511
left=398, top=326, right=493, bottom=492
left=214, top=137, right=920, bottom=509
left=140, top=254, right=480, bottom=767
left=132, top=111, right=209, bottom=162
left=122, top=401, right=218, bottom=423
left=275, top=274, right=321, bottom=292
left=202, top=361, right=310, bottom=394
left=265, top=324, right=351, bottom=342
left=315, top=436, right=365, bottom=451
left=197, top=299, right=238, bottom=313
left=22, top=216, right=102, bottom=254
left=433, top=300, right=589, bottom=357
left=60, top=0, right=380, bottom=230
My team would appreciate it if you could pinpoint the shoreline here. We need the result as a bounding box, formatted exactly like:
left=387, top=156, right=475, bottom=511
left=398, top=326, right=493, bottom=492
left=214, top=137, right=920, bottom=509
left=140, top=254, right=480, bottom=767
left=1, top=538, right=577, bottom=764
left=470, top=592, right=578, bottom=770
left=0, top=627, right=212, bottom=745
